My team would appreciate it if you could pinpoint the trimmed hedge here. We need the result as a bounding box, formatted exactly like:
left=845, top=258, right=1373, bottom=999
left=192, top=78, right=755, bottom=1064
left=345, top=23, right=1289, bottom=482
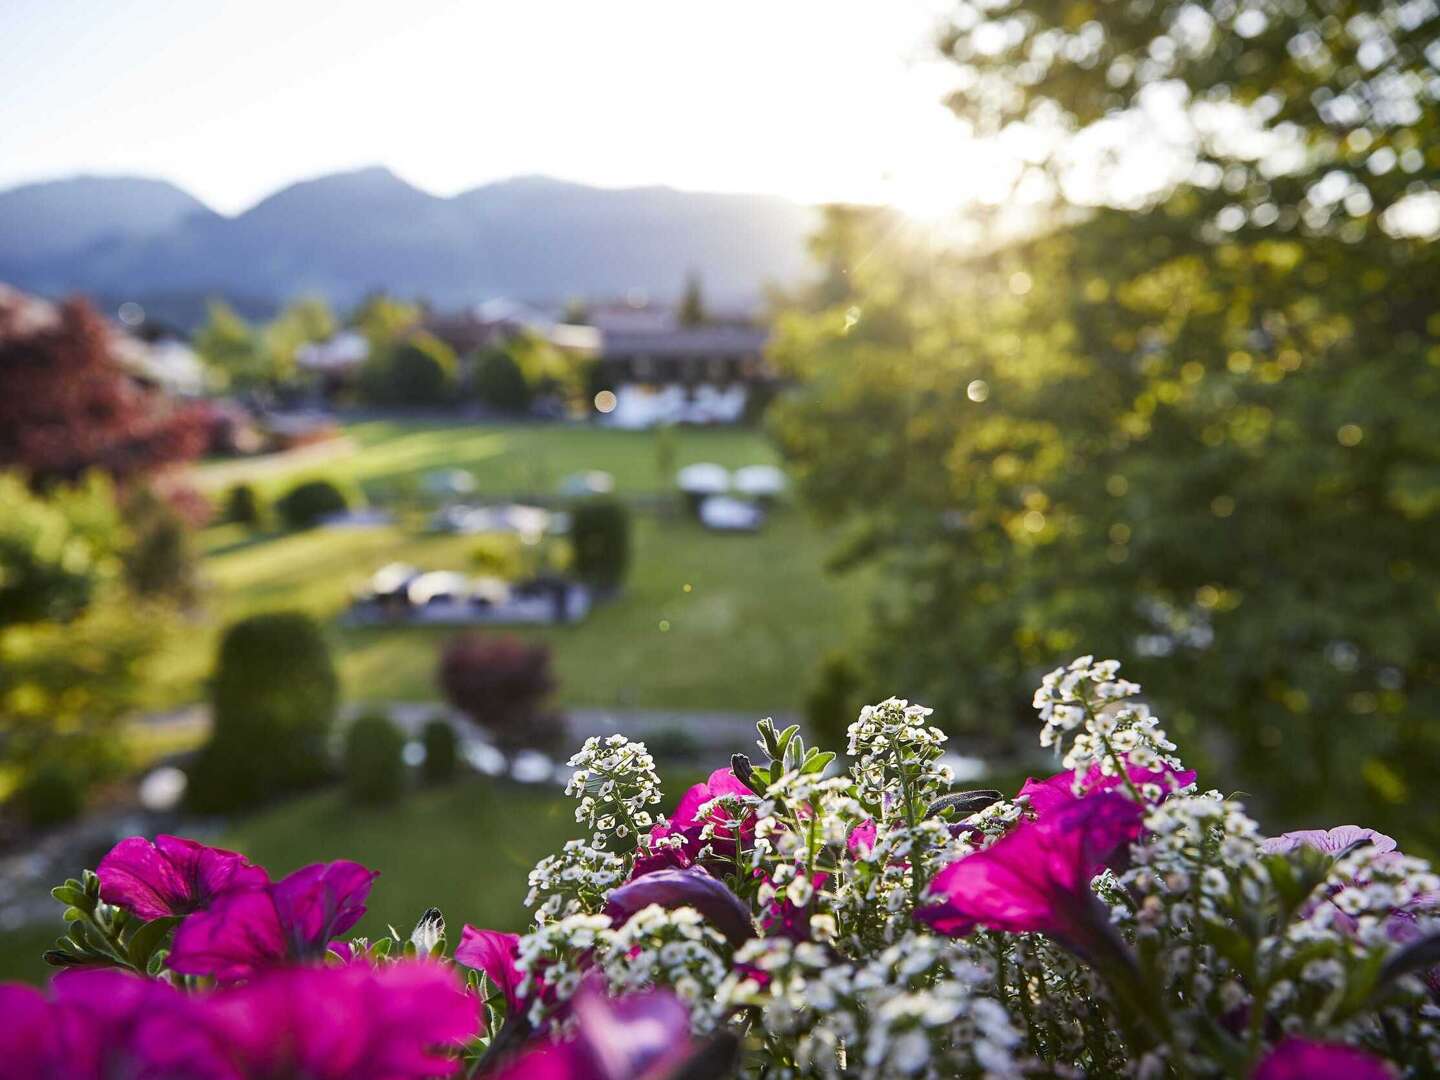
left=344, top=715, right=407, bottom=805
left=421, top=718, right=459, bottom=784
left=275, top=479, right=349, bottom=530
left=570, top=497, right=631, bottom=589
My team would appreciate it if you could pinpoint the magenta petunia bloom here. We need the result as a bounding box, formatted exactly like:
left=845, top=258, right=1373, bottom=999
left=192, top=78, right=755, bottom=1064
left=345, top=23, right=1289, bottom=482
left=1018, top=761, right=1197, bottom=817
left=1254, top=1037, right=1395, bottom=1079
left=0, top=969, right=191, bottom=1080
left=605, top=866, right=754, bottom=947
left=847, top=818, right=878, bottom=858
left=668, top=767, right=757, bottom=859
left=148, top=960, right=478, bottom=1080
left=491, top=982, right=698, bottom=1080
left=915, top=791, right=1145, bottom=955
left=97, top=834, right=269, bottom=921
left=630, top=824, right=695, bottom=879
left=455, top=926, right=525, bottom=1012
left=168, top=859, right=378, bottom=981
left=1259, top=825, right=1398, bottom=857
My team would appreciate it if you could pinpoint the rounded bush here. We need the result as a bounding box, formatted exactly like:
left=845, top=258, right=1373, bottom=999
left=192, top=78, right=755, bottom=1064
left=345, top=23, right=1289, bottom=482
left=362, top=334, right=457, bottom=406
left=805, top=649, right=866, bottom=754
left=19, top=760, right=85, bottom=828
left=421, top=718, right=459, bottom=784
left=438, top=634, right=558, bottom=753
left=471, top=348, right=532, bottom=413
left=344, top=715, right=407, bottom=805
left=570, top=497, right=631, bottom=590
left=224, top=483, right=265, bottom=527
left=188, top=611, right=338, bottom=812
left=275, top=479, right=349, bottom=530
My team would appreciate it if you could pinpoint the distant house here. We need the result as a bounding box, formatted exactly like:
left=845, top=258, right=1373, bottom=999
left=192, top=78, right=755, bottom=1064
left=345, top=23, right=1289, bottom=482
left=425, top=299, right=599, bottom=357
left=592, top=323, right=772, bottom=429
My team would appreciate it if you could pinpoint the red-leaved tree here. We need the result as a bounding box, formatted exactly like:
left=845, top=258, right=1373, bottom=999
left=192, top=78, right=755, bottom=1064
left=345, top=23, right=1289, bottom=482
left=0, top=290, right=207, bottom=487
left=438, top=634, right=563, bottom=753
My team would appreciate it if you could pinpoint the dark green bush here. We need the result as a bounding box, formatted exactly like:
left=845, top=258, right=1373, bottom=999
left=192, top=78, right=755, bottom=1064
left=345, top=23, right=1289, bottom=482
left=421, top=718, right=459, bottom=784
left=570, top=497, right=631, bottom=590
left=19, top=760, right=85, bottom=828
left=361, top=334, right=457, bottom=406
left=275, top=479, right=349, bottom=530
left=188, top=611, right=338, bottom=812
left=344, top=714, right=407, bottom=805
left=224, top=483, right=265, bottom=527
left=471, top=348, right=532, bottom=413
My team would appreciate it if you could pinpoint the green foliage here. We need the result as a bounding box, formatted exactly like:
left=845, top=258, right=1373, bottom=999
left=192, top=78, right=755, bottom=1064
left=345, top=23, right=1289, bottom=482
left=0, top=472, right=119, bottom=627
left=570, top=497, right=631, bottom=589
left=189, top=611, right=337, bottom=812
left=678, top=272, right=706, bottom=327
left=420, top=718, right=459, bottom=784
left=804, top=649, right=866, bottom=754
left=350, top=293, right=421, bottom=350
left=18, top=759, right=85, bottom=828
left=223, top=483, right=266, bottom=528
left=344, top=714, right=406, bottom=805
left=120, top=488, right=198, bottom=604
left=194, top=300, right=269, bottom=390
left=770, top=0, right=1440, bottom=849
left=275, top=478, right=350, bottom=530
left=263, top=296, right=337, bottom=384
left=471, top=347, right=533, bottom=413
left=469, top=533, right=525, bottom=580
left=361, top=333, right=457, bottom=406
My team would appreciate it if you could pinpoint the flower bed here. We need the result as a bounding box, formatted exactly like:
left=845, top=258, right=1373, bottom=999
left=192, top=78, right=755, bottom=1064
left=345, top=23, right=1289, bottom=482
left=6, top=658, right=1437, bottom=1077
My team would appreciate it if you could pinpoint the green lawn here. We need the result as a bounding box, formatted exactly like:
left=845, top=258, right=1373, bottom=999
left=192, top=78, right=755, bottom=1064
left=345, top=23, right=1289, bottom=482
left=149, top=420, right=871, bottom=713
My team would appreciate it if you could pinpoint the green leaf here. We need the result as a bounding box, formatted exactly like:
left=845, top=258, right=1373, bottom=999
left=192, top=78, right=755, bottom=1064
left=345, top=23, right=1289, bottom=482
left=126, top=916, right=179, bottom=969
left=801, top=751, right=836, bottom=775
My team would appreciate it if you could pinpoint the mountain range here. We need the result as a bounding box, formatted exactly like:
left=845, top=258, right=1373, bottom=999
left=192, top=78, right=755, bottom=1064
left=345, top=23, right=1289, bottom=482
left=0, top=168, right=819, bottom=325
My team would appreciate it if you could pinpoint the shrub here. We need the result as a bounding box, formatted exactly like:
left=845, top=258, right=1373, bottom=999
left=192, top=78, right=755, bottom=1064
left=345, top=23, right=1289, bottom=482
left=361, top=333, right=457, bottom=406
left=121, top=487, right=198, bottom=604
left=19, top=759, right=85, bottom=828
left=469, top=533, right=525, bottom=580
left=275, top=478, right=349, bottom=530
left=420, top=718, right=459, bottom=784
left=188, top=612, right=338, bottom=812
left=344, top=714, right=406, bottom=805
left=223, top=483, right=265, bottom=527
left=570, top=497, right=630, bottom=590
left=804, top=649, right=866, bottom=754
left=471, top=348, right=532, bottom=413
left=438, top=634, right=558, bottom=752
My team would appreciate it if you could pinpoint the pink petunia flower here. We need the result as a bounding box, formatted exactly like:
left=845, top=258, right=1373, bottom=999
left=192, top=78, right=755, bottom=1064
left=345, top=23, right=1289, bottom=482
left=667, top=767, right=757, bottom=860
left=146, top=960, right=478, bottom=1080
left=168, top=860, right=378, bottom=981
left=1253, top=1037, right=1395, bottom=1079
left=455, top=926, right=526, bottom=1013
left=915, top=791, right=1145, bottom=957
left=490, top=981, right=700, bottom=1080
left=96, top=834, right=268, bottom=921
left=1018, top=761, right=1197, bottom=817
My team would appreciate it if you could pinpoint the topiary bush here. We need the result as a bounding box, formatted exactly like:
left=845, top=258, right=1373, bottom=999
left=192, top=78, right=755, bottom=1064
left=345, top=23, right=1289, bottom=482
left=19, top=759, right=85, bottom=828
left=420, top=717, right=459, bottom=784
left=438, top=634, right=558, bottom=753
left=188, top=611, right=338, bottom=812
left=343, top=714, right=406, bottom=805
left=275, top=478, right=349, bottom=530
left=223, top=483, right=265, bottom=528
left=804, top=649, right=866, bottom=755
left=470, top=348, right=532, bottom=414
left=570, top=497, right=631, bottom=590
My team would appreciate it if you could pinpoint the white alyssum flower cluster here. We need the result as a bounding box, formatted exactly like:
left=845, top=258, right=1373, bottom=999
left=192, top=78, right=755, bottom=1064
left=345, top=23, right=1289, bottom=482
left=1033, top=656, right=1181, bottom=782
left=564, top=734, right=663, bottom=843
left=524, top=838, right=626, bottom=923
left=600, top=904, right=731, bottom=1031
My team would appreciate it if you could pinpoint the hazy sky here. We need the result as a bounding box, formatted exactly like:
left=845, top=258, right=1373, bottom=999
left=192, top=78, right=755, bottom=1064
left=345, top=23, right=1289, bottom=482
left=0, top=0, right=1012, bottom=215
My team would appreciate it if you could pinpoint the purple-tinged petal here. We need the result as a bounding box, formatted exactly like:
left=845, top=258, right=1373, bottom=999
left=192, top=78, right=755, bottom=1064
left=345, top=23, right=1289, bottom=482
left=1254, top=1038, right=1395, bottom=1080
left=1260, top=826, right=1398, bottom=857
left=847, top=819, right=877, bottom=858
left=270, top=860, right=378, bottom=953
left=168, top=887, right=288, bottom=981
left=492, top=982, right=697, bottom=1080
left=455, top=926, right=525, bottom=1013
left=97, top=834, right=267, bottom=920
left=606, top=867, right=753, bottom=947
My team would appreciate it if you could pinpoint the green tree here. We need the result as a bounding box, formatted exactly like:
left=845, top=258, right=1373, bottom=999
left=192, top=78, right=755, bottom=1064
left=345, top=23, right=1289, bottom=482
left=263, top=295, right=337, bottom=385
left=471, top=347, right=533, bottom=413
left=194, top=300, right=269, bottom=390
left=771, top=1, right=1440, bottom=848
left=360, top=333, right=457, bottom=406
left=350, top=293, right=421, bottom=352
left=678, top=271, right=706, bottom=327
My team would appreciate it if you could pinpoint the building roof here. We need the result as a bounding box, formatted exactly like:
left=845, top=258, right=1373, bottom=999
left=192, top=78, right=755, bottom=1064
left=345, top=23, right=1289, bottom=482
left=598, top=324, right=767, bottom=359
